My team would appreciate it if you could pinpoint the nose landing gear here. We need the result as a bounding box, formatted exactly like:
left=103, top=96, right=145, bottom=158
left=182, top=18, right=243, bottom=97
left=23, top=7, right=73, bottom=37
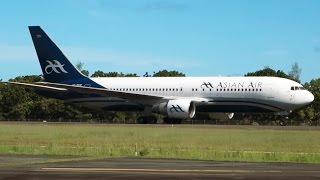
left=277, top=116, right=288, bottom=126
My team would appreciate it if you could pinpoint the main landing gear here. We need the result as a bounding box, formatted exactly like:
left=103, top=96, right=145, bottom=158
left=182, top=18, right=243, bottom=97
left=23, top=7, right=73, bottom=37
left=163, top=117, right=182, bottom=124
left=137, top=116, right=158, bottom=124
left=278, top=116, right=289, bottom=126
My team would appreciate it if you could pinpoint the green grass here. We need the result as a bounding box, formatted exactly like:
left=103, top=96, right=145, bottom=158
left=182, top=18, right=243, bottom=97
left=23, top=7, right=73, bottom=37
left=0, top=122, right=320, bottom=163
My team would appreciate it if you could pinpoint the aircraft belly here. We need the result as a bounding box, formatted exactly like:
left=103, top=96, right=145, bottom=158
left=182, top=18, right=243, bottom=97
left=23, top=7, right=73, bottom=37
left=197, top=104, right=274, bottom=113
left=68, top=97, right=144, bottom=111
left=197, top=97, right=285, bottom=113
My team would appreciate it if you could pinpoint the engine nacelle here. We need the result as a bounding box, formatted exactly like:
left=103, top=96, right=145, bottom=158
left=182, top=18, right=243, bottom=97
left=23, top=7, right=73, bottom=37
left=152, top=99, right=196, bottom=119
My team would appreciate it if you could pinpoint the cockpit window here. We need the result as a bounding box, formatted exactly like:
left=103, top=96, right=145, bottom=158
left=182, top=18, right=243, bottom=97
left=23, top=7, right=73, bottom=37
left=291, top=86, right=306, bottom=91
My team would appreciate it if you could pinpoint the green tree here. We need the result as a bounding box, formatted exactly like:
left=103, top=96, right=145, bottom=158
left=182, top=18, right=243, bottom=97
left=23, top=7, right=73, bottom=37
left=0, top=75, right=93, bottom=121
left=153, top=70, right=185, bottom=77
left=76, top=62, right=89, bottom=76
left=91, top=70, right=107, bottom=77
left=288, top=62, right=302, bottom=82
left=9, top=75, right=43, bottom=83
left=302, top=78, right=320, bottom=125
left=245, top=66, right=300, bottom=82
left=91, top=71, right=138, bottom=77
left=245, top=67, right=291, bottom=79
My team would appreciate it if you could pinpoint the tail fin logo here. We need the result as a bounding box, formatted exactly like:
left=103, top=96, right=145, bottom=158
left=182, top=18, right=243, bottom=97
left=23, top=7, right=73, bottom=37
left=45, top=60, right=68, bottom=74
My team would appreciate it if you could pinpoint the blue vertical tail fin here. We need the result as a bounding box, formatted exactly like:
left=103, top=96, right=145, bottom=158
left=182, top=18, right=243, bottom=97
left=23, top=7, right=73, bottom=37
left=28, top=26, right=102, bottom=88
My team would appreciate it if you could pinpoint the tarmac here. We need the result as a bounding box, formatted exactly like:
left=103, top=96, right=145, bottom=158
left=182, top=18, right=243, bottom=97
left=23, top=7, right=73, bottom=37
left=0, top=155, right=320, bottom=179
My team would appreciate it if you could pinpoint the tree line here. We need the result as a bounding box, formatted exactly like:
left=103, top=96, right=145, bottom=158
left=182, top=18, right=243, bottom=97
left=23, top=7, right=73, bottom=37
left=0, top=63, right=319, bottom=125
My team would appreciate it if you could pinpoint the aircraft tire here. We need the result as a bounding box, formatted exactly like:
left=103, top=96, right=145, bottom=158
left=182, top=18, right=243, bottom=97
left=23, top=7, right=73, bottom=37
left=163, top=117, right=182, bottom=124
left=137, top=116, right=157, bottom=124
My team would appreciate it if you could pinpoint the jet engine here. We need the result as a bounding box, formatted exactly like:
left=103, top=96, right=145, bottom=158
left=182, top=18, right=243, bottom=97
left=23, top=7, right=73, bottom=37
left=152, top=99, right=196, bottom=119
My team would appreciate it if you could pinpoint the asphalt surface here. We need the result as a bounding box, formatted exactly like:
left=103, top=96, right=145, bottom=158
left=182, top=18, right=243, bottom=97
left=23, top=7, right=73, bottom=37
left=0, top=156, right=320, bottom=180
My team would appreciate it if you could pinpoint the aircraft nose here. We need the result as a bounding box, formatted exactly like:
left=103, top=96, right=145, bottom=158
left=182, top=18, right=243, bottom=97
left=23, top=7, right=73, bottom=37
left=306, top=91, right=314, bottom=104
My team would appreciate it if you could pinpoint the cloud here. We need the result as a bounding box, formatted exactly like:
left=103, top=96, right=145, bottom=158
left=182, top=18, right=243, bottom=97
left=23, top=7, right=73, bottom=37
left=63, top=47, right=200, bottom=69
left=0, top=44, right=200, bottom=71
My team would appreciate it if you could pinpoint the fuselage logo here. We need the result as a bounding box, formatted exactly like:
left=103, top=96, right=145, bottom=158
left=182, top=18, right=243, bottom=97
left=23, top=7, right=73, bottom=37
left=45, top=60, right=68, bottom=74
left=201, top=82, right=214, bottom=89
left=169, top=105, right=185, bottom=113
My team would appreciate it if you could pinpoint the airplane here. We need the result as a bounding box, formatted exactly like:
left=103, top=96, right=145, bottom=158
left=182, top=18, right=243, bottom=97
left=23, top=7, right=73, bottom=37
left=5, top=26, right=315, bottom=124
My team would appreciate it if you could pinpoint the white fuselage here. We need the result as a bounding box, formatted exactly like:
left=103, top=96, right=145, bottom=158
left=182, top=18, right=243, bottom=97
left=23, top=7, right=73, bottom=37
left=26, top=26, right=314, bottom=116
left=68, top=76, right=314, bottom=114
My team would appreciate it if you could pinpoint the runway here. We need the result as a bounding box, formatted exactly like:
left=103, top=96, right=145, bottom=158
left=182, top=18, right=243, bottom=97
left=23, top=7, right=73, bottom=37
left=0, top=156, right=320, bottom=179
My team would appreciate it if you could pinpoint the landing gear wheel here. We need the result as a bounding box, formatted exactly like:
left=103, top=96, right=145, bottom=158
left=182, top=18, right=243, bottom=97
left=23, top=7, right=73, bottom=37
left=163, top=117, right=182, bottom=124
left=137, top=116, right=157, bottom=124
left=279, top=120, right=288, bottom=126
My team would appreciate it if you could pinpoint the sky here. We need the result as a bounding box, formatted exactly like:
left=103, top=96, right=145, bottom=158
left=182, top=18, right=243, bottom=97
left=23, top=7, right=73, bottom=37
left=1, top=0, right=320, bottom=82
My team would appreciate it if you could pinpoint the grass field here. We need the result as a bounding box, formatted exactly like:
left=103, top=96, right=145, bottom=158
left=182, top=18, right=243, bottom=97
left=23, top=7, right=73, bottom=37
left=0, top=122, right=320, bottom=163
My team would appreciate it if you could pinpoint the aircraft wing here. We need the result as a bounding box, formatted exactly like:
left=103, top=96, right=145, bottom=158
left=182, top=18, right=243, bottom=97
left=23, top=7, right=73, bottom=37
left=3, top=82, right=67, bottom=92
left=5, top=81, right=162, bottom=101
